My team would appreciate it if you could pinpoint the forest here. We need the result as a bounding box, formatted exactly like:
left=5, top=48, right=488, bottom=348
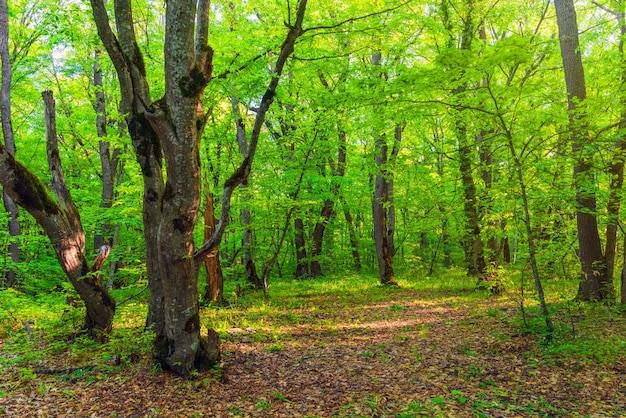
left=1, top=0, right=626, bottom=416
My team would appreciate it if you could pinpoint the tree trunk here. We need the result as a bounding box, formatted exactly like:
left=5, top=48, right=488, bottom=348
left=443, top=0, right=487, bottom=277
left=294, top=217, right=309, bottom=279
left=373, top=133, right=395, bottom=285
left=0, top=0, right=20, bottom=288
left=262, top=148, right=313, bottom=286
left=203, top=190, right=224, bottom=303
left=603, top=7, right=626, bottom=284
left=433, top=125, right=452, bottom=270
left=0, top=91, right=116, bottom=339
left=477, top=129, right=500, bottom=265
left=335, top=123, right=361, bottom=271
left=371, top=53, right=399, bottom=285
left=340, top=197, right=362, bottom=271
left=93, top=52, right=121, bottom=253
left=309, top=199, right=333, bottom=277
left=230, top=97, right=261, bottom=288
left=387, top=125, right=402, bottom=257
left=458, top=126, right=487, bottom=277
left=555, top=0, right=612, bottom=301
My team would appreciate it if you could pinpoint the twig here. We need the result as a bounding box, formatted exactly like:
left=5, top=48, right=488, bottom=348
left=23, top=320, right=34, bottom=342
left=34, top=365, right=95, bottom=375
left=116, top=285, right=148, bottom=307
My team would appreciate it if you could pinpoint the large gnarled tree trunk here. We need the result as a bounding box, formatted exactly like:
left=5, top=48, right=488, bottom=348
left=91, top=0, right=308, bottom=375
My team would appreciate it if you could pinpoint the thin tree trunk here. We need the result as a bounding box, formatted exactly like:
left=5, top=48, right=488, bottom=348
left=338, top=195, right=362, bottom=270
left=106, top=148, right=126, bottom=290
left=603, top=6, right=626, bottom=284
left=373, top=132, right=395, bottom=285
left=230, top=97, right=261, bottom=288
left=93, top=52, right=121, bottom=252
left=263, top=145, right=314, bottom=284
left=309, top=120, right=352, bottom=277
left=203, top=190, right=224, bottom=302
left=294, top=217, right=309, bottom=279
left=0, top=0, right=20, bottom=287
left=458, top=127, right=487, bottom=276
left=433, top=125, right=451, bottom=270
left=477, top=130, right=500, bottom=265
left=507, top=133, right=554, bottom=339
left=309, top=199, right=333, bottom=277
left=371, top=53, right=398, bottom=285
left=555, top=0, right=612, bottom=301
left=387, top=125, right=402, bottom=257
left=444, top=0, right=487, bottom=277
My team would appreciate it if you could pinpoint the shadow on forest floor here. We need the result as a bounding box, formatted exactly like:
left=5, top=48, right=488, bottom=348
left=1, top=276, right=626, bottom=417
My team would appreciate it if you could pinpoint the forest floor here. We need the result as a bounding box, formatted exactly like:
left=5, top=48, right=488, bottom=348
left=1, top=275, right=626, bottom=417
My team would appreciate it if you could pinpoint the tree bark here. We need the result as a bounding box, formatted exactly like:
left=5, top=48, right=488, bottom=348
left=309, top=198, right=333, bottom=277
left=447, top=2, right=487, bottom=277
left=370, top=53, right=399, bottom=285
left=555, top=0, right=612, bottom=301
left=0, top=0, right=21, bottom=287
left=457, top=126, right=487, bottom=277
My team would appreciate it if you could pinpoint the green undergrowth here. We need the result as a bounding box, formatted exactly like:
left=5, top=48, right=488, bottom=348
left=1, top=267, right=625, bottom=380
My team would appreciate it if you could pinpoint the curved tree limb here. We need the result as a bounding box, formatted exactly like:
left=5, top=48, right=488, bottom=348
left=194, top=0, right=309, bottom=262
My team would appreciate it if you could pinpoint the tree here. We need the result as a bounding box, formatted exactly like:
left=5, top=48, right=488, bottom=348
left=0, top=90, right=116, bottom=339
left=591, top=0, right=626, bottom=304
left=90, top=0, right=309, bottom=375
left=230, top=96, right=262, bottom=288
left=0, top=2, right=116, bottom=337
left=554, top=0, right=613, bottom=301
left=0, top=0, right=21, bottom=288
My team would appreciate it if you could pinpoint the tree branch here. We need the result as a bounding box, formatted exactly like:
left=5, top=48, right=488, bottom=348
left=301, top=0, right=413, bottom=34
left=42, top=91, right=82, bottom=236
left=194, top=0, right=309, bottom=261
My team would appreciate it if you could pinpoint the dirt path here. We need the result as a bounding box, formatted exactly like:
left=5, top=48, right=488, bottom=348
left=2, top=289, right=625, bottom=417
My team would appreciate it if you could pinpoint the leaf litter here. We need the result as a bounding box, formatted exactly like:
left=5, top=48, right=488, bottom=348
left=1, top=287, right=625, bottom=417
